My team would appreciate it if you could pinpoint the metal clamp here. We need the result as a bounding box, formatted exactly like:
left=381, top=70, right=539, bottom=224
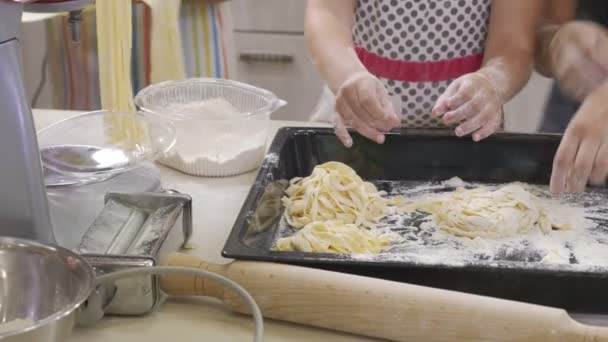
left=77, top=269, right=116, bottom=327
left=67, top=10, right=83, bottom=42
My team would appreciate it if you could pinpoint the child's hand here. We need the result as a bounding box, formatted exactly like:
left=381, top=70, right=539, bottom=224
left=432, top=72, right=503, bottom=142
left=333, top=71, right=401, bottom=148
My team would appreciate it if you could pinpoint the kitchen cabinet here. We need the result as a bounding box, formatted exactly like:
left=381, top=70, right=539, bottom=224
left=231, top=0, right=305, bottom=33
left=231, top=0, right=323, bottom=121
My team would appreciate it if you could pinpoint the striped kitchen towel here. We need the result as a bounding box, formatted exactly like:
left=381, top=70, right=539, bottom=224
left=180, top=0, right=235, bottom=80
left=44, top=0, right=235, bottom=111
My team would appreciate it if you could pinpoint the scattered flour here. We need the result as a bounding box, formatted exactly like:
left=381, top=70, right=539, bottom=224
left=276, top=178, right=608, bottom=271
left=162, top=98, right=268, bottom=177
left=263, top=153, right=280, bottom=167
left=441, top=176, right=466, bottom=188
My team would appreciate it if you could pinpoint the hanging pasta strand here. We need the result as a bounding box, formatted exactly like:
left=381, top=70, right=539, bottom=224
left=96, top=0, right=145, bottom=150
left=141, top=0, right=186, bottom=83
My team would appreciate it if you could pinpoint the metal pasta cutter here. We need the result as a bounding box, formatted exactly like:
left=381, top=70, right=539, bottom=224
left=76, top=191, right=192, bottom=322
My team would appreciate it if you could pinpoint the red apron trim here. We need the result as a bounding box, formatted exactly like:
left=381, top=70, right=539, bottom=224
left=355, top=47, right=483, bottom=82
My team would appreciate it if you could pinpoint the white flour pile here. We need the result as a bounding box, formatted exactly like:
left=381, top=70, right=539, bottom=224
left=0, top=318, right=35, bottom=334
left=162, top=98, right=267, bottom=177
left=168, top=98, right=243, bottom=120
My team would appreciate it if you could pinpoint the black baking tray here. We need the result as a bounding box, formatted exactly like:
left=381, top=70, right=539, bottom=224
left=222, top=127, right=608, bottom=313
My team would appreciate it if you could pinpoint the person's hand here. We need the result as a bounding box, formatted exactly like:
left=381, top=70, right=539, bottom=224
left=431, top=71, right=503, bottom=142
left=550, top=81, right=608, bottom=193
left=549, top=21, right=608, bottom=102
left=333, top=71, right=400, bottom=147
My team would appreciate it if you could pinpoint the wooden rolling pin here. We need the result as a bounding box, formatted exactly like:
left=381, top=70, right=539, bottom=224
left=160, top=253, right=608, bottom=341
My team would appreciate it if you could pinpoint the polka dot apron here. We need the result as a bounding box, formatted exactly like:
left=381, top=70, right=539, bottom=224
left=353, top=0, right=492, bottom=128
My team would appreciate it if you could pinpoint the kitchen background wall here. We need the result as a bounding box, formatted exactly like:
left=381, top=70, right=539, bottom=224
left=21, top=0, right=553, bottom=132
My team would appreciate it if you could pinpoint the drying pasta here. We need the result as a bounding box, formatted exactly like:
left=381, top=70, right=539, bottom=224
left=407, top=182, right=572, bottom=239
left=141, top=0, right=186, bottom=83
left=96, top=0, right=145, bottom=149
left=282, top=162, right=400, bottom=229
left=275, top=221, right=392, bottom=254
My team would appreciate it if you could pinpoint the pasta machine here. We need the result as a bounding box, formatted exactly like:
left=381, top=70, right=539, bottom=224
left=0, top=0, right=73, bottom=245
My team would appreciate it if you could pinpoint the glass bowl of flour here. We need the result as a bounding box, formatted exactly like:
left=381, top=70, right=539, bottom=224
left=135, top=78, right=285, bottom=177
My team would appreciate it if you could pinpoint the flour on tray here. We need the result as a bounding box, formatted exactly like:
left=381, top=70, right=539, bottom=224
left=276, top=178, right=608, bottom=271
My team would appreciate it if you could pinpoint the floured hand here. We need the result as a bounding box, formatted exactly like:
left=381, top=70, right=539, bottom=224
left=551, top=80, right=608, bottom=193
left=333, top=71, right=400, bottom=147
left=431, top=71, right=503, bottom=142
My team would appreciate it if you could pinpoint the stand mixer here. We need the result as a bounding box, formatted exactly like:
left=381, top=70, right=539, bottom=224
left=0, top=0, right=65, bottom=244
left=0, top=0, right=175, bottom=318
left=0, top=0, right=163, bottom=249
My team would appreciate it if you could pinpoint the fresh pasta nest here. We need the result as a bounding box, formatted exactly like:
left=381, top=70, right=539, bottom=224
left=407, top=183, right=572, bottom=238
left=275, top=220, right=392, bottom=254
left=281, top=162, right=399, bottom=229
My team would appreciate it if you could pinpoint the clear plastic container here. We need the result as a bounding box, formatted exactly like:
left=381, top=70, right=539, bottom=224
left=134, top=78, right=286, bottom=177
left=37, top=110, right=176, bottom=185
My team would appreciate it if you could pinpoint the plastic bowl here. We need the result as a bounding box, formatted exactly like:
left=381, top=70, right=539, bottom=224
left=134, top=78, right=285, bottom=177
left=37, top=110, right=176, bottom=185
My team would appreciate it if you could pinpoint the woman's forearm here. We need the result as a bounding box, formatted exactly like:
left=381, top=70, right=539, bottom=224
left=305, top=0, right=362, bottom=94
left=534, top=1, right=576, bottom=78
left=479, top=0, right=543, bottom=102
left=534, top=20, right=561, bottom=78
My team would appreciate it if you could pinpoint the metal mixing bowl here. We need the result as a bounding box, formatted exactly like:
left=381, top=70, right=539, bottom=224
left=0, top=238, right=94, bottom=341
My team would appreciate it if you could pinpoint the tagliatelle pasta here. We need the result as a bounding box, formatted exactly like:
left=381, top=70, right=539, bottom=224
left=406, top=182, right=572, bottom=238
left=275, top=220, right=392, bottom=254
left=281, top=162, right=400, bottom=229
left=96, top=0, right=145, bottom=149
left=141, top=0, right=186, bottom=84
left=278, top=162, right=403, bottom=254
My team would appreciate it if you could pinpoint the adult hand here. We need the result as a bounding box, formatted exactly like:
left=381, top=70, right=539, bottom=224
left=549, top=21, right=608, bottom=102
left=432, top=71, right=503, bottom=142
left=333, top=71, right=400, bottom=148
left=550, top=81, right=608, bottom=193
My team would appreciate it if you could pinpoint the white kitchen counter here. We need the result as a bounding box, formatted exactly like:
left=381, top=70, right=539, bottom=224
left=33, top=109, right=371, bottom=342
left=34, top=109, right=608, bottom=341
